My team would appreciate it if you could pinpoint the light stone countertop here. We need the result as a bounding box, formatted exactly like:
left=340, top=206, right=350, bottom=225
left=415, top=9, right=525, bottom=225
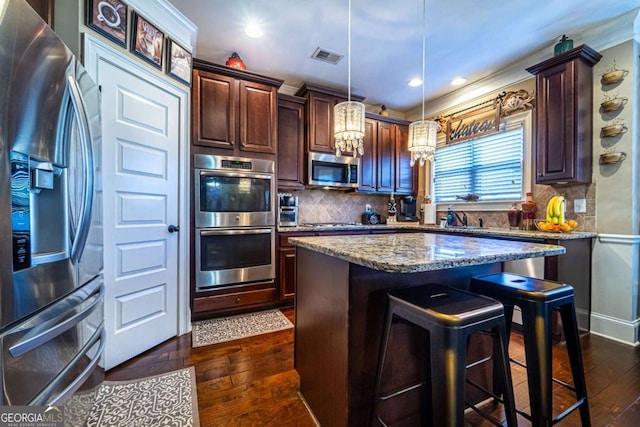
left=279, top=223, right=596, bottom=240
left=289, top=232, right=566, bottom=273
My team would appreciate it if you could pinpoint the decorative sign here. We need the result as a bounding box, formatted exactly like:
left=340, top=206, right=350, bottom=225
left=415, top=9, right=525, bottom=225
left=131, top=12, right=164, bottom=69
left=87, top=0, right=128, bottom=47
left=446, top=103, right=500, bottom=145
left=167, top=39, right=192, bottom=86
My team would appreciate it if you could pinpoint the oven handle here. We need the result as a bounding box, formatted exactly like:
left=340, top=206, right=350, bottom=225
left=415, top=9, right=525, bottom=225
left=197, top=169, right=273, bottom=181
left=199, top=228, right=273, bottom=237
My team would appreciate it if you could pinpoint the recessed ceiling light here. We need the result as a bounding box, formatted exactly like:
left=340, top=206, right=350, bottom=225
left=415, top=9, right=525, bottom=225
left=245, top=21, right=263, bottom=38
left=451, top=77, right=467, bottom=86
left=408, top=78, right=423, bottom=87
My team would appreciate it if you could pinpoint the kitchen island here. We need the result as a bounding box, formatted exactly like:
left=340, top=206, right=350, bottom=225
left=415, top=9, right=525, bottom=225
left=290, top=232, right=565, bottom=427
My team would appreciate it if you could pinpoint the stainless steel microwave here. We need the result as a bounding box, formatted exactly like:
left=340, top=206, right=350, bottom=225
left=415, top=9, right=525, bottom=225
left=307, top=152, right=359, bottom=189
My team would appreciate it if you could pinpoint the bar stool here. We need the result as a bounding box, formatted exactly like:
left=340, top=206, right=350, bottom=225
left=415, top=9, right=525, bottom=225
left=471, top=273, right=590, bottom=426
left=371, top=284, right=518, bottom=427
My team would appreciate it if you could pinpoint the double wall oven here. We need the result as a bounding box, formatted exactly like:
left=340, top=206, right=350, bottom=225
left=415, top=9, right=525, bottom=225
left=194, top=154, right=276, bottom=292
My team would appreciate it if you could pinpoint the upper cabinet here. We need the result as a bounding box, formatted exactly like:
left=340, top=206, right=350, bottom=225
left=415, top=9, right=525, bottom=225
left=527, top=45, right=601, bottom=185
left=277, top=94, right=306, bottom=190
left=26, top=0, right=54, bottom=27
left=192, top=59, right=283, bottom=155
left=295, top=83, right=365, bottom=154
left=359, top=114, right=415, bottom=195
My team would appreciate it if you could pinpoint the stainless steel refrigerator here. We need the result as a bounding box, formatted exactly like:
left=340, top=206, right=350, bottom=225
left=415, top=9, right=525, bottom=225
left=0, top=0, right=105, bottom=414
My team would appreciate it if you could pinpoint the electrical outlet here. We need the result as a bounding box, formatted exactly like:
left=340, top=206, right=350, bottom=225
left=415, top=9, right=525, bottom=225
left=365, top=204, right=372, bottom=211
left=574, top=199, right=586, bottom=213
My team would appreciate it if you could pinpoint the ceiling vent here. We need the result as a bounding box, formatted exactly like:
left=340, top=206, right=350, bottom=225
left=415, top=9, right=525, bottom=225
left=311, top=47, right=343, bottom=65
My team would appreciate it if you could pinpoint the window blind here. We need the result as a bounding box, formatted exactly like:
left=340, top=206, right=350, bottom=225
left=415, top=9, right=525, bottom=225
left=434, top=125, right=524, bottom=203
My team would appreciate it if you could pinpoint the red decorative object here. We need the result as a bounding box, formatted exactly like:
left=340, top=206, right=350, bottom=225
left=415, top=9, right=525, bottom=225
left=226, top=52, right=246, bottom=70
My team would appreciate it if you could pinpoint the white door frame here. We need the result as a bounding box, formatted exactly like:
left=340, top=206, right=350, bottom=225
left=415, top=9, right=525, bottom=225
left=83, top=34, right=191, bottom=336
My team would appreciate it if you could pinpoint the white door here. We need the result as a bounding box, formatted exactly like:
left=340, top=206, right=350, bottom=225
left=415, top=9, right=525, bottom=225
left=93, top=54, right=181, bottom=369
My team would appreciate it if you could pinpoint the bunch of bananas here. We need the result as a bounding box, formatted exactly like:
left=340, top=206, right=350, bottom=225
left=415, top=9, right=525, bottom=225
left=546, top=195, right=565, bottom=224
left=537, top=195, right=578, bottom=232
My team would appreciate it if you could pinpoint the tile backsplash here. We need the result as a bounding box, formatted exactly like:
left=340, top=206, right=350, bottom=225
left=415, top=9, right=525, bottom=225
left=292, top=177, right=595, bottom=231
left=295, top=189, right=391, bottom=224
left=435, top=179, right=596, bottom=231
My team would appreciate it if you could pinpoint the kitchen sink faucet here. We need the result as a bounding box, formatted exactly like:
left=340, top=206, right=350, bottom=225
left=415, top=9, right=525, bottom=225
left=454, top=212, right=468, bottom=227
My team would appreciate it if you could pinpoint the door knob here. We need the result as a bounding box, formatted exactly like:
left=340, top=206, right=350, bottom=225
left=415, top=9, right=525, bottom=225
left=168, top=225, right=180, bottom=233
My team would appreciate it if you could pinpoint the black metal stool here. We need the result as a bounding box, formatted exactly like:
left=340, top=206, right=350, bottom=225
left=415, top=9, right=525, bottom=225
left=371, top=284, right=518, bottom=427
left=471, top=273, right=590, bottom=426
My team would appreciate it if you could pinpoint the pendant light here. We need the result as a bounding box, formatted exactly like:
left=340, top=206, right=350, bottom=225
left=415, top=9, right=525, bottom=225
left=408, top=0, right=438, bottom=167
left=334, top=0, right=365, bottom=157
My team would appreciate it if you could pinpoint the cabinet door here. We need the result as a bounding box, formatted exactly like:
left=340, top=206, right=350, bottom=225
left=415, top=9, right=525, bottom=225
left=308, top=92, right=336, bottom=153
left=239, top=81, right=277, bottom=154
left=278, top=247, right=296, bottom=301
left=26, top=0, right=54, bottom=27
left=376, top=121, right=395, bottom=193
left=359, top=119, right=377, bottom=191
left=277, top=98, right=305, bottom=189
left=535, top=61, right=576, bottom=183
left=394, top=124, right=415, bottom=194
left=192, top=70, right=236, bottom=149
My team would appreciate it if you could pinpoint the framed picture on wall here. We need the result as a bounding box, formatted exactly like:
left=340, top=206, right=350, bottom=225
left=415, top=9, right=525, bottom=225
left=131, top=12, right=164, bottom=69
left=167, top=39, right=192, bottom=86
left=86, top=0, right=128, bottom=47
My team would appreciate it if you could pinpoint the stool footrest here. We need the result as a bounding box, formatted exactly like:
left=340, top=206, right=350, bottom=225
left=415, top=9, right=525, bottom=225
left=553, top=397, right=587, bottom=424
left=377, top=381, right=424, bottom=402
left=466, top=402, right=504, bottom=427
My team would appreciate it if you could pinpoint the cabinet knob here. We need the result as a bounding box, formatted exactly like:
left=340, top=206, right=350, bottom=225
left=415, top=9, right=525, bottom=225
left=235, top=297, right=241, bottom=303
left=168, top=224, right=180, bottom=233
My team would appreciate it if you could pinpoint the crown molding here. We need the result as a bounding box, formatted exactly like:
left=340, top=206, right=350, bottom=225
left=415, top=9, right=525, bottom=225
left=126, top=0, right=197, bottom=53
left=408, top=8, right=640, bottom=121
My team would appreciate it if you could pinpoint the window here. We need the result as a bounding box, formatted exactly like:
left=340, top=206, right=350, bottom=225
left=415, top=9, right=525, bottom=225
left=433, top=112, right=531, bottom=209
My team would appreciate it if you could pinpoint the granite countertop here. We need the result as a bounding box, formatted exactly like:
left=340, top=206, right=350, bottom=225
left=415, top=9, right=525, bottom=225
left=279, top=223, right=596, bottom=240
left=289, top=232, right=566, bottom=273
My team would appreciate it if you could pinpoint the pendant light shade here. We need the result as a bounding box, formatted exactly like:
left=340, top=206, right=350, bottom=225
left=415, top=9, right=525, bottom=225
left=408, top=119, right=438, bottom=166
left=334, top=0, right=365, bottom=157
left=334, top=101, right=365, bottom=156
left=408, top=0, right=437, bottom=167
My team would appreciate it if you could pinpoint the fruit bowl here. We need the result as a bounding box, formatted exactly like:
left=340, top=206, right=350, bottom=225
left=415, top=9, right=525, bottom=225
left=534, top=219, right=578, bottom=233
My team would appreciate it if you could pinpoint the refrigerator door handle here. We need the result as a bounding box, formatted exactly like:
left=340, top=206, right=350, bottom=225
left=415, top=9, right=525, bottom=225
left=29, top=327, right=105, bottom=406
left=67, top=74, right=95, bottom=264
left=9, top=282, right=104, bottom=358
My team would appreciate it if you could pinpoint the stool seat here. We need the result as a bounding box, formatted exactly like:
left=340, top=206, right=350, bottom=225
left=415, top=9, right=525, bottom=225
left=389, top=285, right=504, bottom=327
left=372, top=284, right=518, bottom=427
left=471, top=273, right=590, bottom=427
left=472, top=272, right=573, bottom=302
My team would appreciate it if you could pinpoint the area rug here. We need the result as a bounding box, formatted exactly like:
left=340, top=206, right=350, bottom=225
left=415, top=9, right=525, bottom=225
left=192, top=309, right=293, bottom=347
left=85, top=367, right=199, bottom=427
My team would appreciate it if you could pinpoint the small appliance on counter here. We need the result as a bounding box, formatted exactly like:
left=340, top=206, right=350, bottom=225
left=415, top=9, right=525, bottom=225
left=278, top=193, right=299, bottom=227
left=398, top=196, right=419, bottom=222
left=362, top=209, right=382, bottom=225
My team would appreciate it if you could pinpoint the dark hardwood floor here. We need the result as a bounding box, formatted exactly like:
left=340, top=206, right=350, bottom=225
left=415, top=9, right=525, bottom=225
left=107, top=308, right=640, bottom=426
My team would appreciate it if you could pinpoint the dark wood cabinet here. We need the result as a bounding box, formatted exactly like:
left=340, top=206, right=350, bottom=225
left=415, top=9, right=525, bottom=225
left=526, top=45, right=601, bottom=185
left=295, top=83, right=365, bottom=154
left=359, top=119, right=377, bottom=191
left=394, top=124, right=415, bottom=194
left=359, top=114, right=415, bottom=195
left=278, top=247, right=296, bottom=300
left=26, top=0, right=54, bottom=27
left=277, top=95, right=306, bottom=190
left=192, top=59, right=282, bottom=155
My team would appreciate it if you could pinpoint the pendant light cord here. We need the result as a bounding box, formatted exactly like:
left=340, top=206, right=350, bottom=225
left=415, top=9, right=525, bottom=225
left=347, top=0, right=352, bottom=102
left=421, top=0, right=426, bottom=121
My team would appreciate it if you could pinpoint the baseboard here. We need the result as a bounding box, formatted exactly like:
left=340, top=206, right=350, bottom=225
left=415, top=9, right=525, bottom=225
left=590, top=312, right=640, bottom=346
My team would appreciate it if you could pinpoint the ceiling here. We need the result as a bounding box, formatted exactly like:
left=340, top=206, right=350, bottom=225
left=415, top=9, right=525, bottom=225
left=168, top=0, right=638, bottom=112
